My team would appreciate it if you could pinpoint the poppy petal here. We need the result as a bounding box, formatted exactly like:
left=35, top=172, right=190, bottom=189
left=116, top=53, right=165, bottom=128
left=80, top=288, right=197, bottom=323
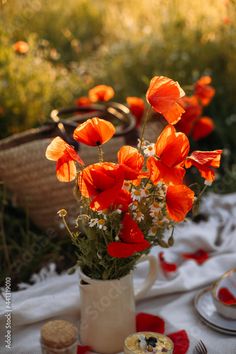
left=46, top=137, right=67, bottom=161
left=182, top=249, right=209, bottom=265
left=185, top=150, right=222, bottom=182
left=107, top=240, right=150, bottom=258
left=168, top=330, right=190, bottom=354
left=147, top=157, right=186, bottom=185
left=88, top=85, right=115, bottom=102
left=136, top=313, right=165, bottom=334
left=126, top=96, right=145, bottom=126
left=176, top=98, right=202, bottom=136
left=159, top=252, right=178, bottom=273
left=90, top=184, right=123, bottom=211
left=75, top=96, right=92, bottom=107
left=192, top=117, right=215, bottom=141
left=146, top=76, right=185, bottom=124
left=78, top=162, right=124, bottom=200
left=110, top=189, right=132, bottom=212
left=118, top=145, right=144, bottom=180
left=155, top=125, right=190, bottom=167
left=56, top=158, right=76, bottom=182
left=73, top=117, right=115, bottom=146
left=166, top=185, right=194, bottom=222
left=194, top=76, right=215, bottom=106
left=119, top=213, right=145, bottom=243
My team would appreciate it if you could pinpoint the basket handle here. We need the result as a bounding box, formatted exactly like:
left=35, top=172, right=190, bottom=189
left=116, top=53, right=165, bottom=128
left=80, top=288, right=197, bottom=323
left=49, top=102, right=139, bottom=150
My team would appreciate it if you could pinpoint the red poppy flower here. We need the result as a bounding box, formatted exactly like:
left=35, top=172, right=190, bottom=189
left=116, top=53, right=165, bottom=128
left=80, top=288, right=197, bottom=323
left=126, top=97, right=145, bottom=126
left=88, top=85, right=115, bottom=102
left=117, top=145, right=144, bottom=180
left=168, top=330, right=190, bottom=354
left=46, top=137, right=84, bottom=182
left=78, top=162, right=125, bottom=210
left=110, top=189, right=132, bottom=212
left=191, top=117, right=215, bottom=141
left=77, top=345, right=92, bottom=354
left=166, top=185, right=194, bottom=222
left=218, top=288, right=236, bottom=305
left=185, top=150, right=222, bottom=182
left=194, top=76, right=215, bottom=106
left=147, top=125, right=190, bottom=185
left=75, top=96, right=92, bottom=107
left=136, top=313, right=165, bottom=334
left=159, top=252, right=178, bottom=273
left=176, top=96, right=202, bottom=136
left=146, top=76, right=185, bottom=124
left=107, top=213, right=150, bottom=258
left=182, top=249, right=209, bottom=265
left=73, top=117, right=115, bottom=146
left=13, top=41, right=29, bottom=54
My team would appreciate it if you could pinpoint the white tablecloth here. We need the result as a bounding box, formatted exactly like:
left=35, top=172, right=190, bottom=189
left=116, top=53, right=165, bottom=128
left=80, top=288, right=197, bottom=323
left=1, top=193, right=236, bottom=354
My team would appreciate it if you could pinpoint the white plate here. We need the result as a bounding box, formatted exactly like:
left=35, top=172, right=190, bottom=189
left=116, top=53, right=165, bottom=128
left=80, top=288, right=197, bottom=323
left=194, top=287, right=236, bottom=335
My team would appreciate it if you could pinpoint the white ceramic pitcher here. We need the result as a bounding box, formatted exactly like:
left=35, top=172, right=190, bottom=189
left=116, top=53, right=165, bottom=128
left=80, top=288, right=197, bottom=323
left=79, top=255, right=158, bottom=354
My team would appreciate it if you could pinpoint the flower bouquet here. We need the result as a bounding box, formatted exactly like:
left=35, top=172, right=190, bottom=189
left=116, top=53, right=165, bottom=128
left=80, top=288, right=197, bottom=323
left=46, top=76, right=222, bottom=353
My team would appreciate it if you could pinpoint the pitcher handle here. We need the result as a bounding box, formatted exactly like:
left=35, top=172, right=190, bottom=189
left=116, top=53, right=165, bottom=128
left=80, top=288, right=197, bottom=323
left=134, top=254, right=158, bottom=301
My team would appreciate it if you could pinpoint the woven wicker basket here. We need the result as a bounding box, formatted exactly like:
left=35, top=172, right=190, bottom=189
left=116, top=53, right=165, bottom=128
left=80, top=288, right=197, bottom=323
left=0, top=103, right=163, bottom=234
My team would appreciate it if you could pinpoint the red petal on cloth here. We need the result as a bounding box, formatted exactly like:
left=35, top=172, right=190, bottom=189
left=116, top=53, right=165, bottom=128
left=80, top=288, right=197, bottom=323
left=168, top=330, right=190, bottom=354
left=77, top=345, right=92, bottom=354
left=159, top=252, right=178, bottom=273
left=182, top=249, right=209, bottom=265
left=218, top=287, right=236, bottom=305
left=136, top=313, right=165, bottom=334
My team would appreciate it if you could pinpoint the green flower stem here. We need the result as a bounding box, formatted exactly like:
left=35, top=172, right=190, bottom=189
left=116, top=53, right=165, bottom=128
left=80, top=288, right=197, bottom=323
left=98, top=145, right=104, bottom=162
left=139, top=104, right=152, bottom=152
left=192, top=184, right=208, bottom=216
left=61, top=215, right=75, bottom=241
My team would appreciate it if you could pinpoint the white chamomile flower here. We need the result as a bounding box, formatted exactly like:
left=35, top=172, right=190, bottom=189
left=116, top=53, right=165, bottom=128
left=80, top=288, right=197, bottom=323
left=132, top=189, right=147, bottom=201
left=148, top=226, right=158, bottom=236
left=150, top=201, right=161, bottom=211
left=97, top=218, right=107, bottom=231
left=137, top=138, right=150, bottom=149
left=150, top=209, right=161, bottom=219
left=134, top=211, right=144, bottom=222
left=162, top=216, right=170, bottom=224
left=89, top=218, right=99, bottom=227
left=143, top=143, right=155, bottom=157
left=97, top=210, right=107, bottom=219
left=130, top=201, right=139, bottom=210
left=89, top=218, right=107, bottom=231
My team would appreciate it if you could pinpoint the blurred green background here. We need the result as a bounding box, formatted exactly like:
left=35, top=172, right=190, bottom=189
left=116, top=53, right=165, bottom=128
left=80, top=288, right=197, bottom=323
left=1, top=0, right=236, bottom=288
left=1, top=0, right=236, bottom=151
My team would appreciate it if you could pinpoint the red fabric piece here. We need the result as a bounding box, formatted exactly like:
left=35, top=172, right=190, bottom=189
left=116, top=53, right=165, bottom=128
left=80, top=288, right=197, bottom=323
left=182, top=249, right=209, bottom=265
left=218, top=287, right=236, bottom=305
left=168, top=330, right=190, bottom=354
left=77, top=345, right=92, bottom=354
left=159, top=252, right=178, bottom=273
left=136, top=312, right=165, bottom=334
